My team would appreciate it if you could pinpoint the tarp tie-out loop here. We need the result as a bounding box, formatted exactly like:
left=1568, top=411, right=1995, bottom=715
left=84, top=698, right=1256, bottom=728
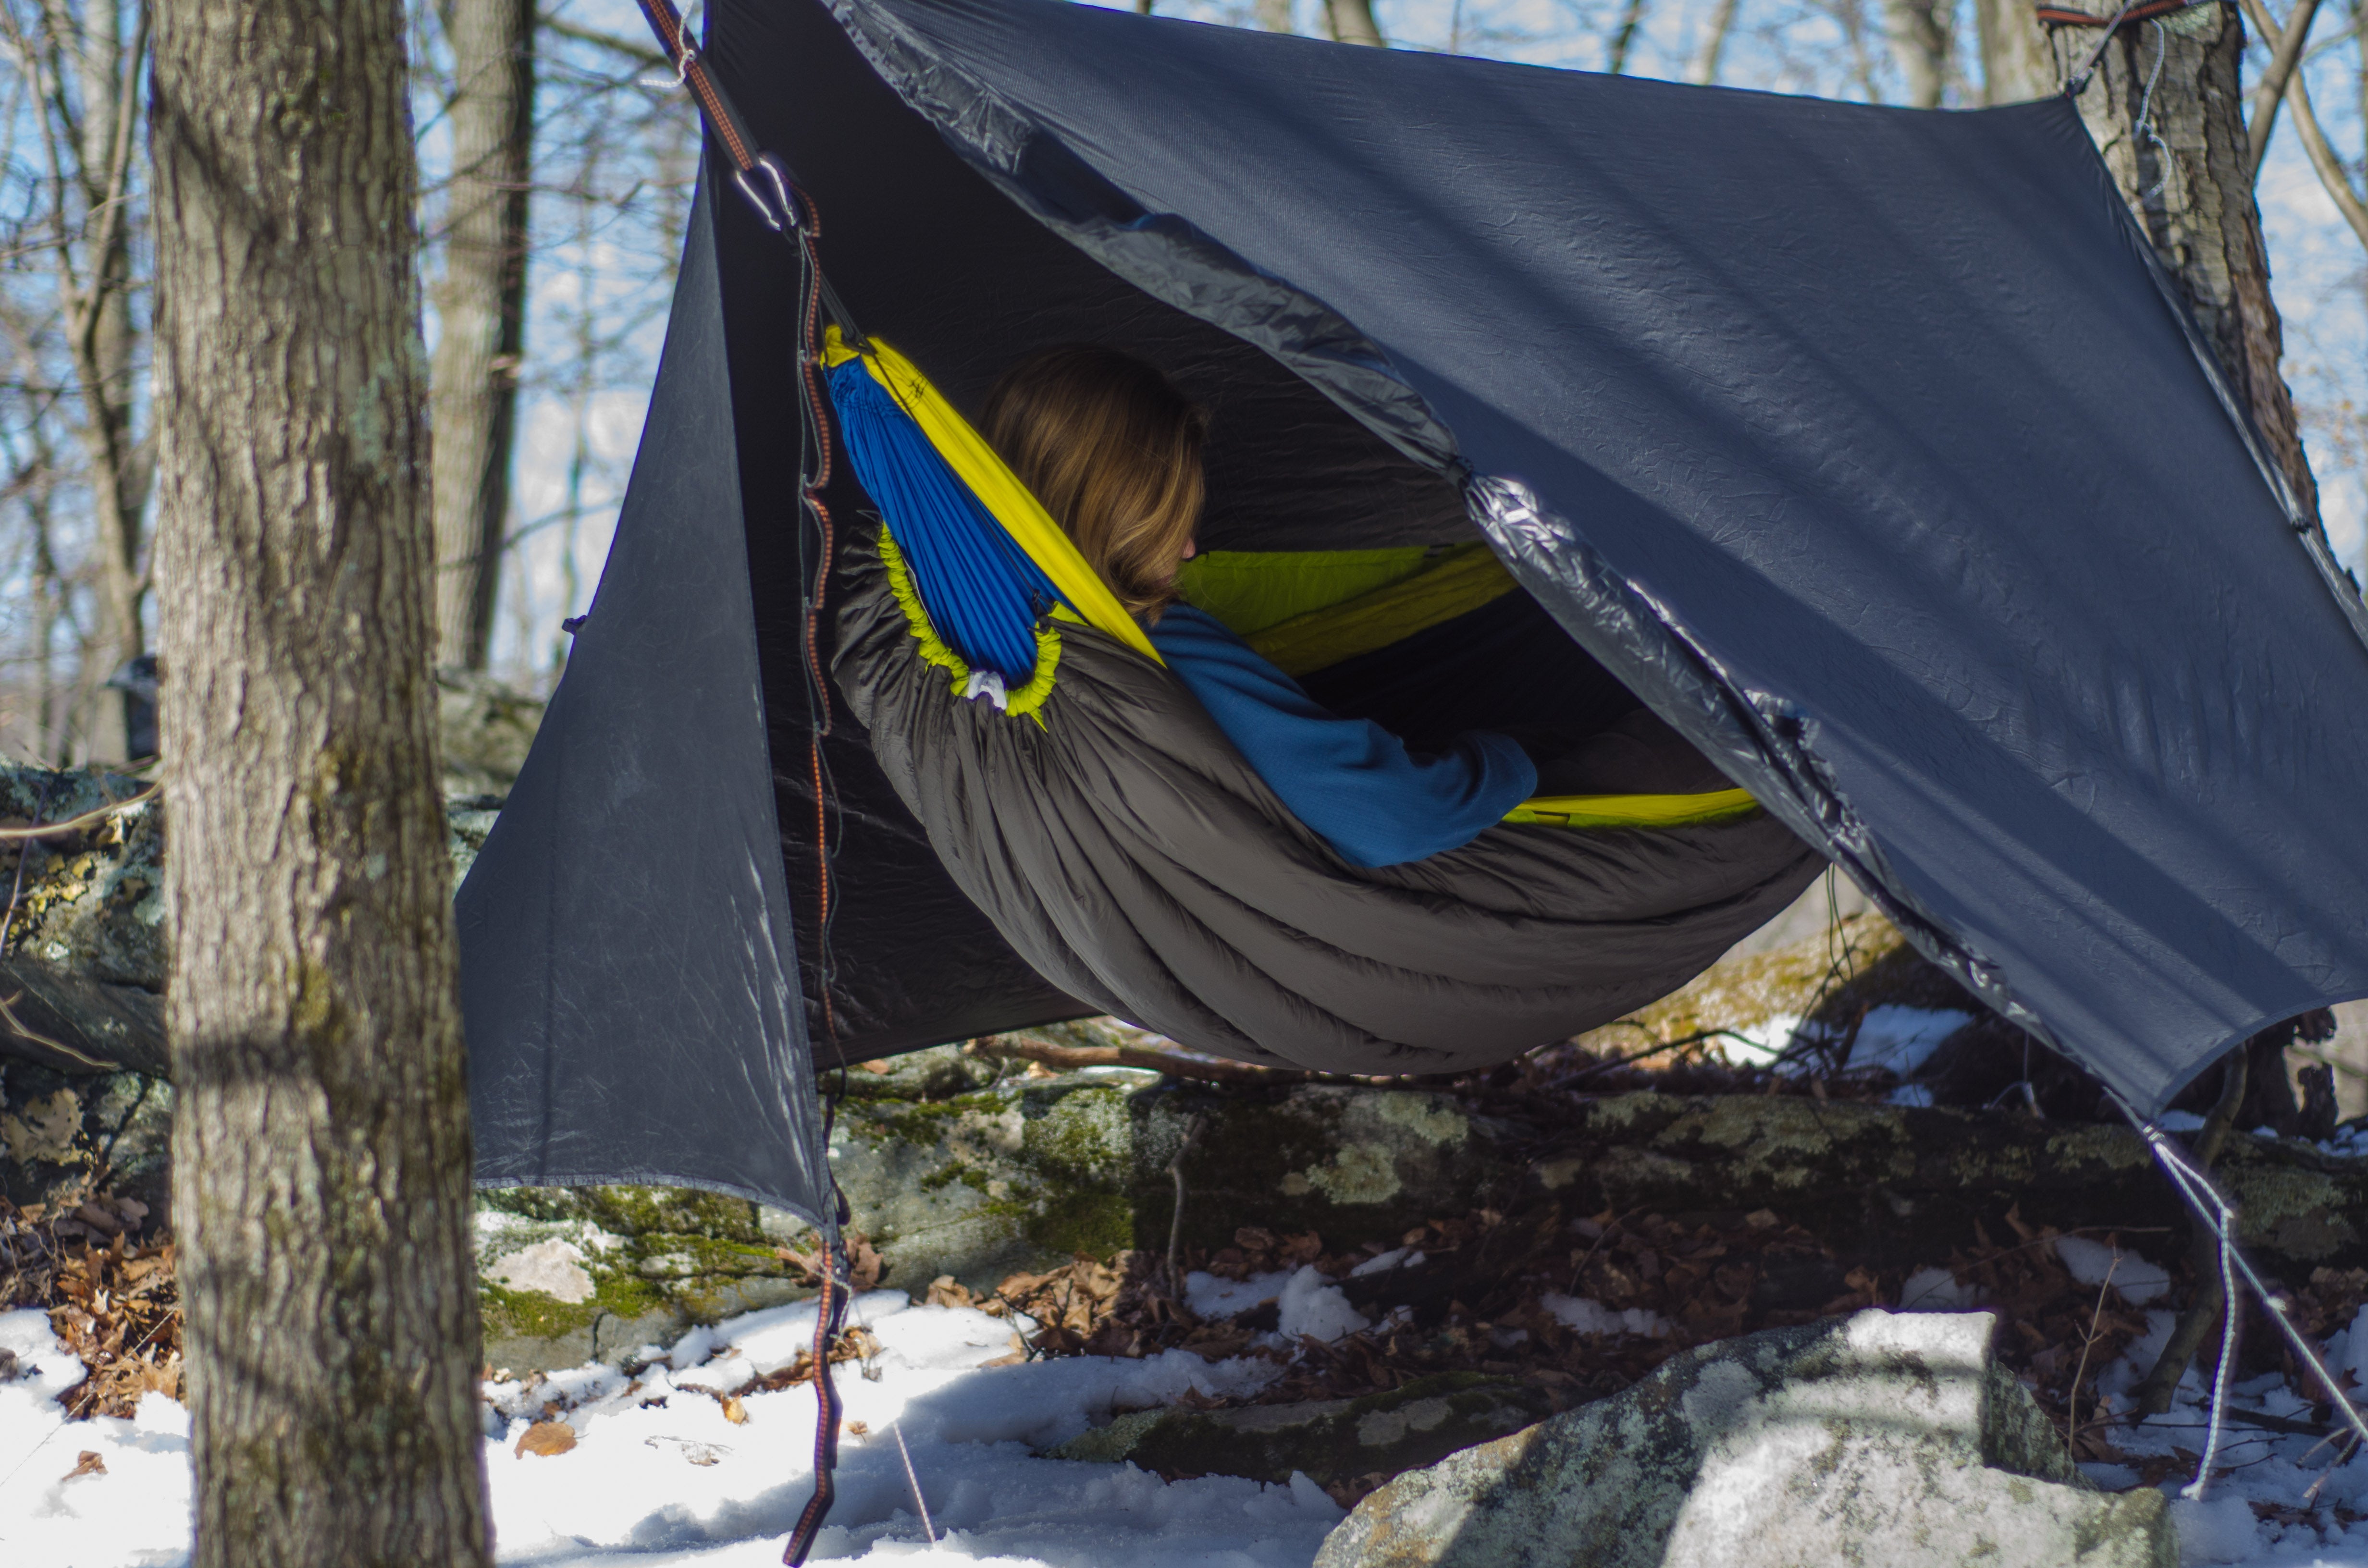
left=633, top=0, right=761, bottom=178
left=2110, top=1090, right=2368, bottom=1499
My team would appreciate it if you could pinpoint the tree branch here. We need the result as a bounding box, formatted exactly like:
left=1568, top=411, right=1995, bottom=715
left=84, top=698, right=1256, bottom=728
left=536, top=11, right=665, bottom=68
left=2238, top=0, right=2368, bottom=247
left=2245, top=0, right=2322, bottom=176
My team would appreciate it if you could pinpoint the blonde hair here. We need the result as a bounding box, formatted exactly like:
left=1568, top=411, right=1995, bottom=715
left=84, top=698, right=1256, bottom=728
left=982, top=345, right=1207, bottom=622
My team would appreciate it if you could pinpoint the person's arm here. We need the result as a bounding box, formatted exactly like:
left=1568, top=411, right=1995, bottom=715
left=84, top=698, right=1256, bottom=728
left=1148, top=606, right=1535, bottom=868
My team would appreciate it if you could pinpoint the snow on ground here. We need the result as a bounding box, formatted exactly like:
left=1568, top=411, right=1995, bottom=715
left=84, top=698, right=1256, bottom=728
left=0, top=1296, right=1336, bottom=1566
left=11, top=1288, right=2368, bottom=1565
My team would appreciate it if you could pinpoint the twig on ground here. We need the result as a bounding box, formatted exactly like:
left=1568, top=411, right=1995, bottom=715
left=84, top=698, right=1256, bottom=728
left=2067, top=1253, right=2121, bottom=1455
left=1166, top=1113, right=1206, bottom=1298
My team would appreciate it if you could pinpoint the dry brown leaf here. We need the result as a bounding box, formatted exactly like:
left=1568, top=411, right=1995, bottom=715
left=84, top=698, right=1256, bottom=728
left=721, top=1396, right=748, bottom=1425
left=62, top=1450, right=105, bottom=1480
left=515, top=1421, right=578, bottom=1458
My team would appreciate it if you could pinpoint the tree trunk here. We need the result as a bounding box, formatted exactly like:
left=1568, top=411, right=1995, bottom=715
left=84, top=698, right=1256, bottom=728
left=1693, top=0, right=1741, bottom=84
left=1326, top=0, right=1384, bottom=46
left=148, top=0, right=493, bottom=1563
left=2051, top=2, right=2321, bottom=525
left=1881, top=0, right=1953, bottom=106
left=38, top=0, right=151, bottom=759
left=431, top=0, right=537, bottom=671
left=1975, top=0, right=2058, bottom=101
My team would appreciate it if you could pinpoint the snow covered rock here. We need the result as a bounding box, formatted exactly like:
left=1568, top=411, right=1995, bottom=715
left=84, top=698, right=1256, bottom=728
left=1317, top=1309, right=2173, bottom=1568
left=1046, top=1372, right=1556, bottom=1488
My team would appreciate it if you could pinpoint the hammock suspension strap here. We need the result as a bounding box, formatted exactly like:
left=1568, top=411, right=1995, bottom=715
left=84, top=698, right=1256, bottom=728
left=631, top=2, right=857, bottom=1561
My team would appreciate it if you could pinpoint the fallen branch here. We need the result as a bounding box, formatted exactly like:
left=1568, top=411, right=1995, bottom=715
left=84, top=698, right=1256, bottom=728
left=968, top=1033, right=1380, bottom=1088
left=0, top=783, right=157, bottom=843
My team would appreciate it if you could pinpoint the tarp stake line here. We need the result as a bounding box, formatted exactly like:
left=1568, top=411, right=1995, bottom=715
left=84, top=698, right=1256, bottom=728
left=2108, top=1090, right=2368, bottom=1499
left=892, top=1421, right=938, bottom=1543
left=630, top=0, right=858, bottom=1560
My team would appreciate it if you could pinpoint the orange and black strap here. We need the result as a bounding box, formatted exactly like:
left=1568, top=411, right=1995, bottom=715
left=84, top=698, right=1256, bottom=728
left=631, top=7, right=855, bottom=1567
left=2035, top=0, right=2212, bottom=26
left=632, top=0, right=804, bottom=232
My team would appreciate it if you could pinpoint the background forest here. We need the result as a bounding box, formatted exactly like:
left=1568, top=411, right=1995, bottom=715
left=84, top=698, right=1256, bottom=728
left=2, top=0, right=2364, bottom=765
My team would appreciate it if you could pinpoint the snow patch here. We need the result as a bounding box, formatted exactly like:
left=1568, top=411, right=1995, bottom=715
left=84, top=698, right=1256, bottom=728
left=1540, top=1293, right=1671, bottom=1338
left=1350, top=1248, right=1425, bottom=1277
left=1717, top=1014, right=1800, bottom=1067
left=1184, top=1269, right=1294, bottom=1320
left=1275, top=1265, right=1369, bottom=1344
left=2171, top=1494, right=2265, bottom=1565
left=1845, top=1005, right=1972, bottom=1074
left=2054, top=1236, right=2171, bottom=1305
left=1897, top=1266, right=1979, bottom=1311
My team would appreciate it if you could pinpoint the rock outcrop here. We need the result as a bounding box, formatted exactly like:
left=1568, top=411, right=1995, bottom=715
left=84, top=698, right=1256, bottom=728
left=1316, top=1309, right=2173, bottom=1568
left=1047, top=1372, right=1558, bottom=1489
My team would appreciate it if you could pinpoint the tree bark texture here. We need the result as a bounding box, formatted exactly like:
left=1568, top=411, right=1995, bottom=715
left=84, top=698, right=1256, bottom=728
left=148, top=1, right=493, bottom=1563
left=430, top=0, right=536, bottom=671
left=2052, top=2, right=2321, bottom=526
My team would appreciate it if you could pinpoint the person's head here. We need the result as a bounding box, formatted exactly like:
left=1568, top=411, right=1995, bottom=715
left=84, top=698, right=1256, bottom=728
left=982, top=345, right=1207, bottom=622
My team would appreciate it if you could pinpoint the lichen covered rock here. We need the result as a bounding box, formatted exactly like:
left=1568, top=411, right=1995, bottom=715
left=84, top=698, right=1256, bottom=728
left=0, top=1061, right=172, bottom=1216
left=474, top=1183, right=809, bottom=1372
left=1047, top=1372, right=1557, bottom=1488
left=1316, top=1310, right=2173, bottom=1568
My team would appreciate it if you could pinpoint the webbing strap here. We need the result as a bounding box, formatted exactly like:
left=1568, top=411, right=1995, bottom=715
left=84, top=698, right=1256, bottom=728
left=629, top=5, right=851, bottom=1563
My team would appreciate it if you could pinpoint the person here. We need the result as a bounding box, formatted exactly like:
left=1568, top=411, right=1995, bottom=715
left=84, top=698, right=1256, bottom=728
left=981, top=343, right=1537, bottom=869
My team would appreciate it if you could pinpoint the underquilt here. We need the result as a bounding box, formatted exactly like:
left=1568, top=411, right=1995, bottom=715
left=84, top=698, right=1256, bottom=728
left=834, top=529, right=1825, bottom=1073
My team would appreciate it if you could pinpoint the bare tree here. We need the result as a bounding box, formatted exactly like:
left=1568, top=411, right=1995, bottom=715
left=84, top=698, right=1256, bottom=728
left=2050, top=3, right=2321, bottom=528
left=149, top=0, right=492, bottom=1562
left=431, top=0, right=537, bottom=670
left=1694, top=0, right=1742, bottom=82
left=1880, top=0, right=1952, bottom=104
left=0, top=0, right=150, bottom=760
left=2239, top=0, right=2368, bottom=248
left=1975, top=0, right=2059, bottom=100
left=1328, top=0, right=1385, bottom=46
left=1608, top=0, right=1652, bottom=71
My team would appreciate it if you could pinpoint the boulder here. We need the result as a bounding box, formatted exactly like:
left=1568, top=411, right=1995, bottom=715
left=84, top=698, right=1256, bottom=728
left=1316, top=1309, right=2172, bottom=1568
left=1046, top=1373, right=1556, bottom=1488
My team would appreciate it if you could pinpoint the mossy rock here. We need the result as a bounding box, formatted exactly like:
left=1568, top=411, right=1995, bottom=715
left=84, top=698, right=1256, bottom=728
left=474, top=1184, right=807, bottom=1372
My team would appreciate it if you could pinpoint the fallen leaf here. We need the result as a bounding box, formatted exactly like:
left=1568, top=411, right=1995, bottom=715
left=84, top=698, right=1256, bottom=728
left=515, top=1421, right=577, bottom=1458
left=721, top=1396, right=749, bottom=1425
left=62, top=1450, right=105, bottom=1480
left=845, top=1419, right=870, bottom=1437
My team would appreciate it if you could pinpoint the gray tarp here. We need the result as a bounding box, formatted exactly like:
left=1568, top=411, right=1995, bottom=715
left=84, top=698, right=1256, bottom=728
left=459, top=0, right=2368, bottom=1221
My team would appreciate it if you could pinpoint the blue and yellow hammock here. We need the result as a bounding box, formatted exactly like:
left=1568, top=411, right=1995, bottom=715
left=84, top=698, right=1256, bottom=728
left=821, top=329, right=1755, bottom=832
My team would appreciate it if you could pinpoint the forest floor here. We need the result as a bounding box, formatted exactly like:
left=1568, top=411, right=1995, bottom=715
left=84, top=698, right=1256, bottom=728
left=9, top=1200, right=2368, bottom=1565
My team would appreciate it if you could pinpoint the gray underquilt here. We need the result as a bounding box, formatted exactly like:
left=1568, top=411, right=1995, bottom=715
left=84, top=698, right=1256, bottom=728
left=834, top=532, right=1825, bottom=1074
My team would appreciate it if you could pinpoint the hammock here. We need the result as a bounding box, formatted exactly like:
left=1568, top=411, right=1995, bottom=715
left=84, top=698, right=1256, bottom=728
left=822, top=333, right=1818, bottom=1069
left=823, top=331, right=1763, bottom=830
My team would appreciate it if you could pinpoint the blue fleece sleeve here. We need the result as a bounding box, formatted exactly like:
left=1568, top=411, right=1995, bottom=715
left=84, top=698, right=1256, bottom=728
left=1147, top=605, right=1536, bottom=868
